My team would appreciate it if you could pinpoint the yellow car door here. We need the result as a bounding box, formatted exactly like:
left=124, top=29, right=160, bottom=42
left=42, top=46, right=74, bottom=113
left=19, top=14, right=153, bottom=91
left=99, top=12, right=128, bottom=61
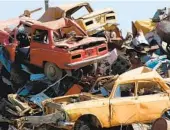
left=136, top=80, right=170, bottom=123
left=110, top=82, right=139, bottom=126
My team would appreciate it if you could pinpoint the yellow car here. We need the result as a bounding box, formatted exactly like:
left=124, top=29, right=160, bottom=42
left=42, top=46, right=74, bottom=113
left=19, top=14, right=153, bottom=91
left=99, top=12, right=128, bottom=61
left=132, top=8, right=167, bottom=36
left=18, top=67, right=170, bottom=130
left=39, top=2, right=122, bottom=42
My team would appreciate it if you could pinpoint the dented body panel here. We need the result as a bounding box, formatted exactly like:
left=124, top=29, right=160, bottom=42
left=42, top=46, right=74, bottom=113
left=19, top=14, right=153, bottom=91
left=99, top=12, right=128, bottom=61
left=0, top=18, right=109, bottom=71
left=41, top=67, right=170, bottom=129
left=38, top=2, right=121, bottom=38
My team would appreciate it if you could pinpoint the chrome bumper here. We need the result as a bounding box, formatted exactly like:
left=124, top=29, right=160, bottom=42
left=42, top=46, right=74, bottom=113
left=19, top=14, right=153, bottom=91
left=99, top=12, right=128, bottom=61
left=66, top=52, right=110, bottom=68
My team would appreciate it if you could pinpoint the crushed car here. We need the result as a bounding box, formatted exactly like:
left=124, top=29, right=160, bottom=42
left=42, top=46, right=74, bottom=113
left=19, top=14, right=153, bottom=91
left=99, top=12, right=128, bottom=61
left=0, top=18, right=109, bottom=81
left=38, top=2, right=123, bottom=49
left=7, top=66, right=170, bottom=130
left=132, top=7, right=169, bottom=36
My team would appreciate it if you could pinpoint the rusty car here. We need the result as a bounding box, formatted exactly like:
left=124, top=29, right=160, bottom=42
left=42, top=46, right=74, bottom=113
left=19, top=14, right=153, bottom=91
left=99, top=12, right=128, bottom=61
left=0, top=18, right=109, bottom=81
left=39, top=2, right=123, bottom=47
left=12, top=66, right=170, bottom=130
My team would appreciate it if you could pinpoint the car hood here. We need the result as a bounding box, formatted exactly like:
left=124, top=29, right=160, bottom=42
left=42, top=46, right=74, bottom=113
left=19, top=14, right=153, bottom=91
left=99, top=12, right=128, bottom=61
left=55, top=37, right=106, bottom=50
left=44, top=93, right=100, bottom=106
left=80, top=8, right=113, bottom=19
left=42, top=93, right=108, bottom=115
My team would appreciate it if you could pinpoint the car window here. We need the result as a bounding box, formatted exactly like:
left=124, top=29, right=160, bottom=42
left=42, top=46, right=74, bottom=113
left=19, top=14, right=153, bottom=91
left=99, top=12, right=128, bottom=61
left=90, top=76, right=117, bottom=97
left=137, top=81, right=163, bottom=96
left=33, top=29, right=49, bottom=44
left=70, top=6, right=90, bottom=19
left=114, top=83, right=135, bottom=98
left=53, top=32, right=60, bottom=42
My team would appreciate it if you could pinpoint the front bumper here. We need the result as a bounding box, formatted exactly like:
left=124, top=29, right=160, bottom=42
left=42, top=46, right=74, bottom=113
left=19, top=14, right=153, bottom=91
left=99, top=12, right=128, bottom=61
left=14, top=113, right=75, bottom=130
left=66, top=52, right=110, bottom=68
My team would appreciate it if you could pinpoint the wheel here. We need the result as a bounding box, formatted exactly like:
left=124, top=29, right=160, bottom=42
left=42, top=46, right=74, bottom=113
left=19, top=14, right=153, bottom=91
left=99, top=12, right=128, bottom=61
left=74, top=120, right=98, bottom=130
left=74, top=120, right=91, bottom=130
left=44, top=62, right=63, bottom=81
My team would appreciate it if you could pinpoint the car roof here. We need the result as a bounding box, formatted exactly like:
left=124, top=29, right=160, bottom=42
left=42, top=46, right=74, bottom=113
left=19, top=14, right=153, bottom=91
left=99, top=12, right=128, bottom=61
left=20, top=19, right=41, bottom=28
left=38, top=2, right=92, bottom=22
left=32, top=18, right=68, bottom=30
left=117, top=66, right=163, bottom=83
left=0, top=17, right=34, bottom=35
left=56, top=2, right=90, bottom=12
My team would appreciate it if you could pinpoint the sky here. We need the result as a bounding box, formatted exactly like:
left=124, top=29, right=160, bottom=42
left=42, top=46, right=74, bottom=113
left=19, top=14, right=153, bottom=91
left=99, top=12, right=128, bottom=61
left=0, top=0, right=169, bottom=36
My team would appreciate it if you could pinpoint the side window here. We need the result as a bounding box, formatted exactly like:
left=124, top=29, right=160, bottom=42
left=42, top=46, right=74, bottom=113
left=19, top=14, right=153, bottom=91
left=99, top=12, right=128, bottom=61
left=33, top=29, right=49, bottom=44
left=114, top=83, right=135, bottom=98
left=137, top=81, right=163, bottom=96
left=53, top=32, right=60, bottom=42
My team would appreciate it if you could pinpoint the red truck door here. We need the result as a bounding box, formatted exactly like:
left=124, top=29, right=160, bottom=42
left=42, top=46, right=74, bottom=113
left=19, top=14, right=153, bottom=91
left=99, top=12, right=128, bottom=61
left=30, top=28, right=52, bottom=67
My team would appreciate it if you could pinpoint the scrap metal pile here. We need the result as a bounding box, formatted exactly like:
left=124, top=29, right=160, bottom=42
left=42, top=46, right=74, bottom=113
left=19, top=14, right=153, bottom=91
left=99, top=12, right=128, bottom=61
left=0, top=2, right=170, bottom=130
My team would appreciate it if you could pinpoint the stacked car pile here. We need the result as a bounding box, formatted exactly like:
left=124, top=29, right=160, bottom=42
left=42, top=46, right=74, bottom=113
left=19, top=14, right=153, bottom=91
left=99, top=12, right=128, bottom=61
left=0, top=2, right=170, bottom=130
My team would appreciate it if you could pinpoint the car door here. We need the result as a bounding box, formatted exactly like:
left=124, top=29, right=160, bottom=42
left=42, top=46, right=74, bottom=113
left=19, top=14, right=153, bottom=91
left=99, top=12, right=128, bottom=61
left=136, top=80, right=170, bottom=123
left=5, top=43, right=17, bottom=62
left=110, top=82, right=139, bottom=126
left=30, top=28, right=51, bottom=67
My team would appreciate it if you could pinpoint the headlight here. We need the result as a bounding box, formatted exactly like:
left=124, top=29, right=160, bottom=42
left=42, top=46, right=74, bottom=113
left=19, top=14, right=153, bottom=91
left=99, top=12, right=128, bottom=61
left=60, top=110, right=69, bottom=121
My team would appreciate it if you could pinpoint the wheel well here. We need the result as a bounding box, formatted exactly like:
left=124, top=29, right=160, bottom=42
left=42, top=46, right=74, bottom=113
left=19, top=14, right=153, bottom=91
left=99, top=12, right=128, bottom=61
left=75, top=114, right=102, bottom=128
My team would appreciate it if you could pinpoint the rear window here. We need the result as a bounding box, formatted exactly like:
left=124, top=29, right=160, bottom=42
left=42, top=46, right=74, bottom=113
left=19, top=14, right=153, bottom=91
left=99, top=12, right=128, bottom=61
left=70, top=6, right=90, bottom=19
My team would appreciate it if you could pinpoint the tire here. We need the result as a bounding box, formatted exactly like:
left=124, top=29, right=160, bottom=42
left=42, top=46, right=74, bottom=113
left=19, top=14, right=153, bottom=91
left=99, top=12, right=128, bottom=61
left=74, top=120, right=98, bottom=130
left=44, top=62, right=63, bottom=81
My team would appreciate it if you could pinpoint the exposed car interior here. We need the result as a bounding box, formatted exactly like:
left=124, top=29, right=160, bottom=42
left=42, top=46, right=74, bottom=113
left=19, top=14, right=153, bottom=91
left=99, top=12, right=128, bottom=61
left=137, top=81, right=163, bottom=96
left=114, top=83, right=135, bottom=98
left=114, top=81, right=164, bottom=98
left=15, top=23, right=32, bottom=61
left=91, top=76, right=117, bottom=97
